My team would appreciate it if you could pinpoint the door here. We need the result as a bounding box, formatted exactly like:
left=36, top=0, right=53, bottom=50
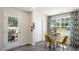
left=3, top=16, right=21, bottom=50
left=34, top=18, right=43, bottom=43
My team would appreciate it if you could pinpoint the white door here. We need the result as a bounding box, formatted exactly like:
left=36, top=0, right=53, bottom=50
left=3, top=15, right=21, bottom=50
left=34, top=19, right=43, bottom=43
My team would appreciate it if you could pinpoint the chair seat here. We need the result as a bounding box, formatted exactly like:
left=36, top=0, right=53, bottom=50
left=56, top=38, right=64, bottom=43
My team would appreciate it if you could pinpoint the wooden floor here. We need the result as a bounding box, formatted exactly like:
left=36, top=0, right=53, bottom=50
left=9, top=41, right=79, bottom=51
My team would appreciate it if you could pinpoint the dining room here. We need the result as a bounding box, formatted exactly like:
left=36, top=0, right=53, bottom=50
left=44, top=9, right=79, bottom=51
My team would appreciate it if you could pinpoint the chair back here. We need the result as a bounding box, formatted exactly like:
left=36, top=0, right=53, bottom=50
left=44, top=32, right=52, bottom=43
left=62, top=36, right=68, bottom=44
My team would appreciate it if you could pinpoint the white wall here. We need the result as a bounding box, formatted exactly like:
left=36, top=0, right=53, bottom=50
left=21, top=12, right=32, bottom=46
left=1, top=7, right=32, bottom=50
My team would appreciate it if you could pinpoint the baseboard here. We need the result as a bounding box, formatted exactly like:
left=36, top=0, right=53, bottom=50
left=31, top=40, right=43, bottom=46
left=35, top=40, right=43, bottom=44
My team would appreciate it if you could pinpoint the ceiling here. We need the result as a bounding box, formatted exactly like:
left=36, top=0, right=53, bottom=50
left=15, top=7, right=79, bottom=15
left=34, top=7, right=79, bottom=15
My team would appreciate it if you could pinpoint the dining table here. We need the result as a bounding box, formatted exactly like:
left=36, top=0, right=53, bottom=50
left=50, top=32, right=62, bottom=50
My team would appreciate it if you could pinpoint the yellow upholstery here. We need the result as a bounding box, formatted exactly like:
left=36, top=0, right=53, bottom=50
left=44, top=32, right=48, bottom=36
left=56, top=36, right=68, bottom=44
left=45, top=34, right=53, bottom=43
left=56, top=37, right=64, bottom=43
left=62, top=36, right=68, bottom=44
left=44, top=32, right=53, bottom=48
left=44, top=32, right=53, bottom=42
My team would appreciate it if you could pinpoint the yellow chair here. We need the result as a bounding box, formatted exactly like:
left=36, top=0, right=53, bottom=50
left=56, top=36, right=68, bottom=43
left=56, top=36, right=68, bottom=50
left=44, top=32, right=53, bottom=49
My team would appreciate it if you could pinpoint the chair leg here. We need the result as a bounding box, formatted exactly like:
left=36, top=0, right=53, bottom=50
left=49, top=43, right=51, bottom=50
left=62, top=45, right=65, bottom=51
left=63, top=45, right=68, bottom=51
left=66, top=45, right=68, bottom=51
left=63, top=47, right=64, bottom=51
left=44, top=41, right=47, bottom=48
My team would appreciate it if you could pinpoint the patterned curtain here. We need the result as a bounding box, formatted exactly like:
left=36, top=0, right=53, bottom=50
left=70, top=11, right=79, bottom=48
left=47, top=16, right=52, bottom=35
